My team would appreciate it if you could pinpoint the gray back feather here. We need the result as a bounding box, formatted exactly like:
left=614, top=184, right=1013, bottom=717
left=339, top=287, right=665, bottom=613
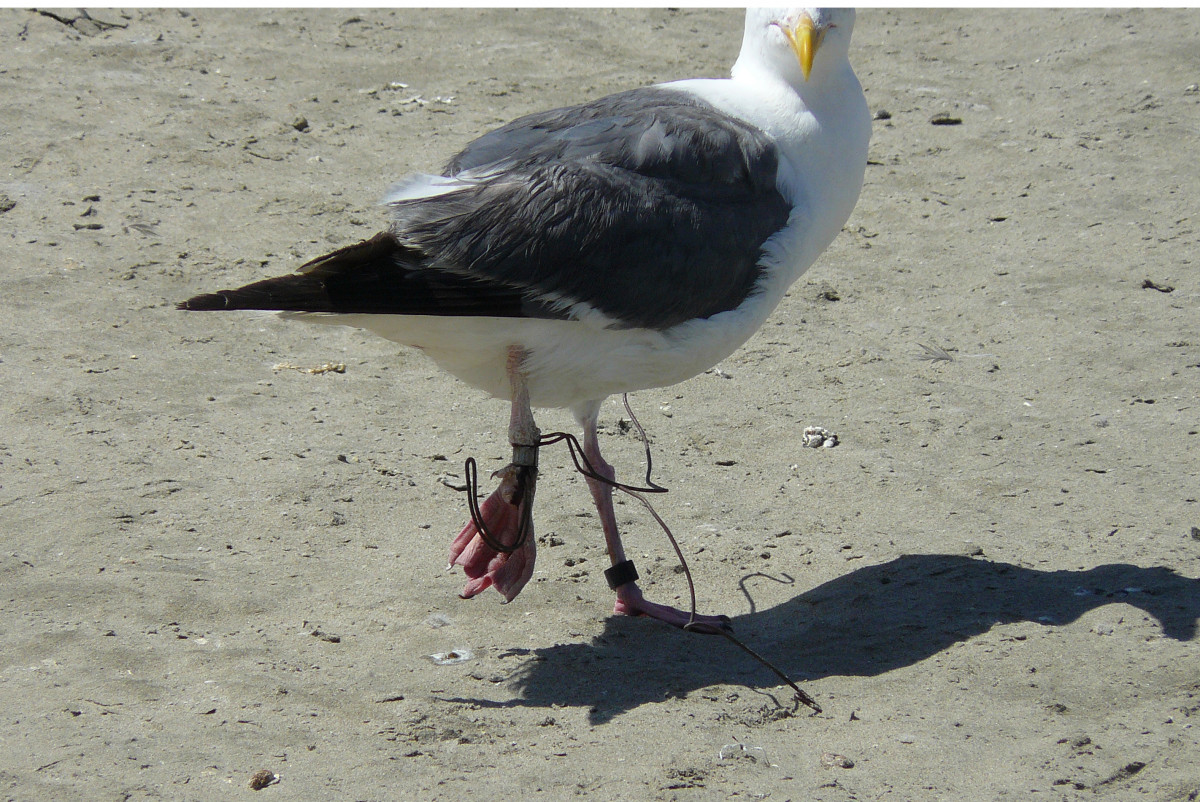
left=390, top=88, right=790, bottom=330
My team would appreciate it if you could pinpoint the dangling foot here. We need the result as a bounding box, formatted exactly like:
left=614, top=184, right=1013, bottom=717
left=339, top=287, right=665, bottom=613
left=449, top=347, right=541, bottom=603
left=448, top=464, right=536, bottom=602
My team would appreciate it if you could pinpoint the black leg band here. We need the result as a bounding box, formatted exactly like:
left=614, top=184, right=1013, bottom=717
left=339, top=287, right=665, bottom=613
left=511, top=442, right=539, bottom=469
left=604, top=559, right=639, bottom=590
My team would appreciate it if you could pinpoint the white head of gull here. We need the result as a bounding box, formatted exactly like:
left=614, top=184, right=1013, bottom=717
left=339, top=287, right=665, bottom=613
left=180, top=8, right=871, bottom=636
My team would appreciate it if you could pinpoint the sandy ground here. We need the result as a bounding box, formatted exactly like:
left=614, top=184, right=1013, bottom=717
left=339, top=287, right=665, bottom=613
left=2, top=7, right=1199, bottom=800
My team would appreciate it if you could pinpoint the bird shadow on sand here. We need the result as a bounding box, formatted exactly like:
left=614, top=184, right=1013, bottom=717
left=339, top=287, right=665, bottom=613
left=443, top=554, right=1198, bottom=724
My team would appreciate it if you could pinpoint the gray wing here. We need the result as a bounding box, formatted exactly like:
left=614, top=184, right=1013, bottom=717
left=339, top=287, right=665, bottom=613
left=391, top=87, right=792, bottom=330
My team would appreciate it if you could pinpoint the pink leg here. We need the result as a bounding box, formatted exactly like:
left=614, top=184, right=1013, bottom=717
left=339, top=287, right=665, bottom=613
left=575, top=403, right=730, bottom=635
left=448, top=349, right=540, bottom=603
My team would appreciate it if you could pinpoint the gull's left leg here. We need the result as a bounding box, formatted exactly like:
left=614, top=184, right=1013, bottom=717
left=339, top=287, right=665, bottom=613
left=448, top=348, right=539, bottom=602
left=572, top=401, right=730, bottom=634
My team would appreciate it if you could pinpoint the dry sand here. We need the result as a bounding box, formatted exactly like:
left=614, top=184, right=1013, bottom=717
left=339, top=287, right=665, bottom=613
left=2, top=8, right=1198, bottom=800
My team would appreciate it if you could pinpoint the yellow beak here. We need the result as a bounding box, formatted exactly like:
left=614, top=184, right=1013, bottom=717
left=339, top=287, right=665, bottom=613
left=784, top=14, right=820, bottom=81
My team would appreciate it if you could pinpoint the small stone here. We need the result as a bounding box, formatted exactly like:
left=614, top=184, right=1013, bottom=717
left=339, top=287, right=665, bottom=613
left=249, top=770, right=277, bottom=790
left=437, top=474, right=468, bottom=491
left=821, top=752, right=855, bottom=768
left=1141, top=278, right=1174, bottom=293
left=930, top=112, right=962, bottom=125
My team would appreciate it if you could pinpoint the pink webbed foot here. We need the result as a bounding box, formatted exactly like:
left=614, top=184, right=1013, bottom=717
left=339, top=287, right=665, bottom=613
left=448, top=465, right=536, bottom=603
left=613, top=581, right=731, bottom=635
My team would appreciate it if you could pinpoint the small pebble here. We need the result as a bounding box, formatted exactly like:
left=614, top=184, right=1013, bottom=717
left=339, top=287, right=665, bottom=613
left=248, top=770, right=278, bottom=790
left=821, top=752, right=855, bottom=768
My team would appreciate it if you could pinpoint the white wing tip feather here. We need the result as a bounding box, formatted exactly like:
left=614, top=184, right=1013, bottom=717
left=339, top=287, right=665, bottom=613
left=381, top=174, right=470, bottom=205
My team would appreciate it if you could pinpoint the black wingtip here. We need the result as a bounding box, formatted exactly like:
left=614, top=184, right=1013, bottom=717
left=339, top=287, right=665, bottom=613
left=177, top=293, right=233, bottom=311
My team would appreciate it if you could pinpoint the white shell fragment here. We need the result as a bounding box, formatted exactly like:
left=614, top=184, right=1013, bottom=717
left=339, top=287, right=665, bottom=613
left=719, top=743, right=770, bottom=765
left=802, top=426, right=839, bottom=448
left=428, top=648, right=474, bottom=665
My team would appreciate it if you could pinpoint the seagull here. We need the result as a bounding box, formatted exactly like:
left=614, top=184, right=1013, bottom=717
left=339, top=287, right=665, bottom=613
left=179, top=8, right=871, bottom=635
